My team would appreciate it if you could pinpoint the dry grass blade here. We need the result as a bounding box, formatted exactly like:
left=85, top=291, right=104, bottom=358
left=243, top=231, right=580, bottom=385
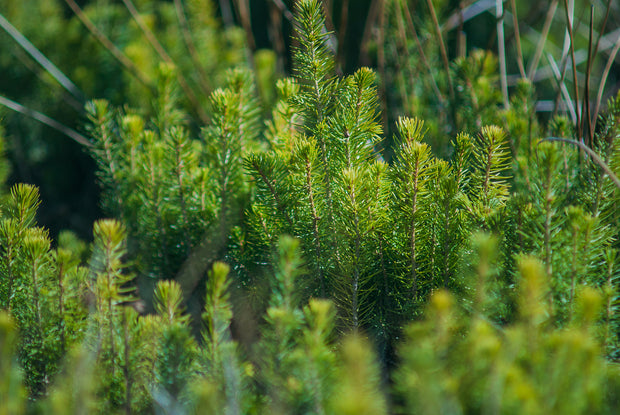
left=426, top=0, right=454, bottom=99
left=0, top=13, right=85, bottom=104
left=0, top=94, right=92, bottom=147
left=546, top=52, right=577, bottom=122
left=583, top=6, right=594, bottom=145
left=510, top=0, right=525, bottom=78
left=563, top=0, right=581, bottom=137
left=594, top=33, right=620, bottom=123
left=527, top=0, right=559, bottom=81
left=542, top=137, right=620, bottom=189
left=497, top=0, right=509, bottom=108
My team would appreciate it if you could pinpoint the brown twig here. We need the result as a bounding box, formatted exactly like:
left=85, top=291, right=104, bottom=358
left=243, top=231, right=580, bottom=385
left=426, top=0, right=454, bottom=100
left=546, top=52, right=577, bottom=122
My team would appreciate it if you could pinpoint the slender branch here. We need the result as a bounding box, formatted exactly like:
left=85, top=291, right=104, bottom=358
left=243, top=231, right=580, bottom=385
left=0, top=94, right=92, bottom=147
left=0, top=13, right=86, bottom=103
left=541, top=137, right=620, bottom=189
left=592, top=0, right=612, bottom=65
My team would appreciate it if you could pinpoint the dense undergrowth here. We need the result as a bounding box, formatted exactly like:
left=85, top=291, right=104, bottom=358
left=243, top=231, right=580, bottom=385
left=1, top=0, right=620, bottom=413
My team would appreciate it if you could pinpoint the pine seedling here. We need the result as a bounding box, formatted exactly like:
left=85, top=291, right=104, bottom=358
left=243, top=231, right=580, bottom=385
left=601, top=249, right=620, bottom=358
left=19, top=226, right=58, bottom=396
left=88, top=219, right=140, bottom=412
left=0, top=312, right=26, bottom=415
left=200, top=261, right=248, bottom=415
left=468, top=125, right=511, bottom=230
left=328, top=334, right=387, bottom=415
left=452, top=50, right=502, bottom=134
left=417, top=159, right=469, bottom=292
left=0, top=185, right=65, bottom=396
left=394, top=290, right=462, bottom=415
left=86, top=100, right=125, bottom=218
left=153, top=280, right=197, bottom=407
left=389, top=117, right=434, bottom=304
left=257, top=236, right=305, bottom=412
left=203, top=68, right=261, bottom=248
left=265, top=78, right=301, bottom=152
left=257, top=236, right=338, bottom=414
left=297, top=299, right=337, bottom=415
left=45, top=345, right=97, bottom=415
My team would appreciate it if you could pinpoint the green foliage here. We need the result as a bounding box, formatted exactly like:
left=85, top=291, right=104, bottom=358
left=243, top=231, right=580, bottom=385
left=1, top=0, right=620, bottom=413
left=394, top=251, right=620, bottom=414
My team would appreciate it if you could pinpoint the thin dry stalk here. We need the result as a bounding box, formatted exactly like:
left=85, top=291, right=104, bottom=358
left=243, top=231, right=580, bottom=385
left=0, top=13, right=85, bottom=103
left=219, top=0, right=234, bottom=27
left=510, top=0, right=526, bottom=78
left=9, top=46, right=84, bottom=113
left=426, top=0, right=454, bottom=99
left=583, top=6, right=594, bottom=145
left=173, top=0, right=212, bottom=95
left=497, top=0, right=509, bottom=108
left=271, top=0, right=294, bottom=21
left=594, top=32, right=620, bottom=123
left=547, top=52, right=577, bottom=122
left=401, top=0, right=445, bottom=106
left=336, top=0, right=350, bottom=70
left=592, top=0, right=612, bottom=61
left=0, top=94, right=92, bottom=147
left=563, top=0, right=582, bottom=139
left=63, top=0, right=155, bottom=93
left=234, top=0, right=256, bottom=51
left=359, top=0, right=380, bottom=65
left=527, top=0, right=558, bottom=81
left=377, top=0, right=388, bottom=130
left=543, top=137, right=620, bottom=189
